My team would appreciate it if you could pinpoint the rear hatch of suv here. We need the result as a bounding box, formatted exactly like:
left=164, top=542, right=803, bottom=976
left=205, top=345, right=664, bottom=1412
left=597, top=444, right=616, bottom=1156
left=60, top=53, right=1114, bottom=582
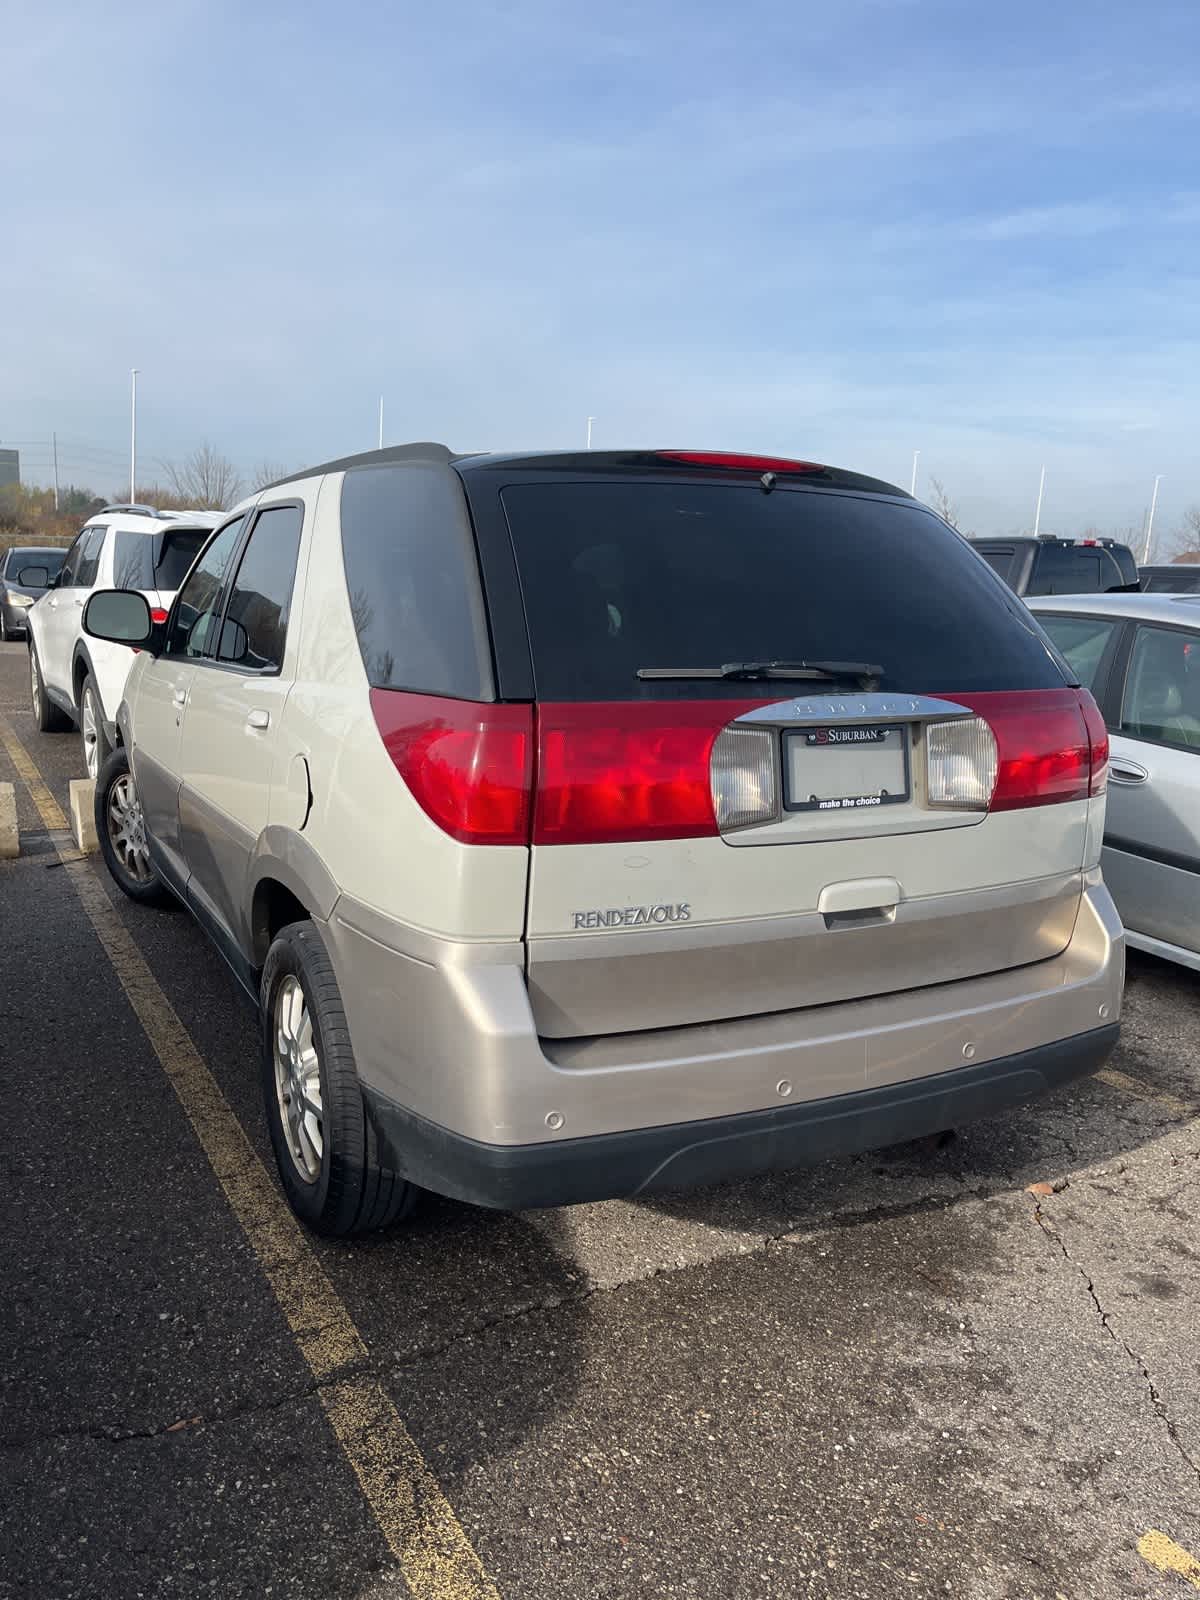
left=456, top=453, right=1109, bottom=1039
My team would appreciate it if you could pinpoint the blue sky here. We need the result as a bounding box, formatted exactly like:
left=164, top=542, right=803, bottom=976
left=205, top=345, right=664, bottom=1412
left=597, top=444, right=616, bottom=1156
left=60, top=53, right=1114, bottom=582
left=3, top=0, right=1199, bottom=546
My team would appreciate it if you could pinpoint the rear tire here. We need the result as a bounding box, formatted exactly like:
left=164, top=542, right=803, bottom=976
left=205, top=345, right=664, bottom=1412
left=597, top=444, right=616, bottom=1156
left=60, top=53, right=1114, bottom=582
left=79, top=674, right=111, bottom=782
left=261, top=920, right=418, bottom=1237
left=95, top=747, right=171, bottom=905
left=30, top=642, right=71, bottom=732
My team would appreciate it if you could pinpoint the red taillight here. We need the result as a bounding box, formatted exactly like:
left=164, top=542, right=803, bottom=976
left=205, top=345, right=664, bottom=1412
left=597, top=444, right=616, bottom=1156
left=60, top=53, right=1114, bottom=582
left=150, top=608, right=169, bottom=625
left=952, top=690, right=1092, bottom=810
left=534, top=701, right=764, bottom=845
left=370, top=689, right=532, bottom=846
left=657, top=450, right=825, bottom=475
left=1078, top=691, right=1109, bottom=796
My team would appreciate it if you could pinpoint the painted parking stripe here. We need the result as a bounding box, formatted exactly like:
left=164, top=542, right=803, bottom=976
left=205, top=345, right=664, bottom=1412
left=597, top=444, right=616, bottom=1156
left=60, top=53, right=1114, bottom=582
left=0, top=716, right=500, bottom=1600
left=1096, top=1067, right=1196, bottom=1121
left=1137, top=1530, right=1200, bottom=1590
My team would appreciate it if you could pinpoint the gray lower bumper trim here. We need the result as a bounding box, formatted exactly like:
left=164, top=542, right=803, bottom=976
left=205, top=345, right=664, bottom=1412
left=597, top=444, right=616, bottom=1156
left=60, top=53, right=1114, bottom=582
left=364, top=1024, right=1119, bottom=1211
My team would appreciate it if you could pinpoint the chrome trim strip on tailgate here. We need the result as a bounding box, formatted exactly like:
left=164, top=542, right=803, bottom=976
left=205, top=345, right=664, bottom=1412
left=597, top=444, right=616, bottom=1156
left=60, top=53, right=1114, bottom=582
left=734, top=692, right=973, bottom=726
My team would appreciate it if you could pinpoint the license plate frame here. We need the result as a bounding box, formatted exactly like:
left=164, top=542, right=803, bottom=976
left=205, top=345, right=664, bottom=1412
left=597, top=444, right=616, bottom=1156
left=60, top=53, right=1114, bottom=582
left=783, top=725, right=910, bottom=814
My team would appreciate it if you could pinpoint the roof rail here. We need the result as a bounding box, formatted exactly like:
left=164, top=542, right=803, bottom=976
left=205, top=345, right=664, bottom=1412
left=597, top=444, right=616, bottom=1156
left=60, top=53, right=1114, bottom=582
left=99, top=502, right=169, bottom=519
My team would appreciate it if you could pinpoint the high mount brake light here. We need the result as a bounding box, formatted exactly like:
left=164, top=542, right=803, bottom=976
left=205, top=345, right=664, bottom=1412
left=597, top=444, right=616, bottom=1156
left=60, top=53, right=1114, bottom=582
left=657, top=451, right=825, bottom=475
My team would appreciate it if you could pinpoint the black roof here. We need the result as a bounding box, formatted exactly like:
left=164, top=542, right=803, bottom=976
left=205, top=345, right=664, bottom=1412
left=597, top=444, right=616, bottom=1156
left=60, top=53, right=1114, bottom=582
left=267, top=443, right=909, bottom=499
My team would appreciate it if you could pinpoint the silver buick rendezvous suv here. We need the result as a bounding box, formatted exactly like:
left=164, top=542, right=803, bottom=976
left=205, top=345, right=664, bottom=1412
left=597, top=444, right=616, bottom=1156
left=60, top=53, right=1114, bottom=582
left=82, top=445, right=1123, bottom=1235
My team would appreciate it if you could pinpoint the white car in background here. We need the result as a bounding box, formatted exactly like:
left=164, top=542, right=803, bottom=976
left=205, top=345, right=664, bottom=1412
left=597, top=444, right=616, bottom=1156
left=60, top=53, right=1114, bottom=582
left=27, top=504, right=220, bottom=778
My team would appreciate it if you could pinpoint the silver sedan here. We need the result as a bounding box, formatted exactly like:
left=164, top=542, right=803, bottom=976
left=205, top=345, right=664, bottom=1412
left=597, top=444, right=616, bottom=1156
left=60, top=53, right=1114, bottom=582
left=1029, top=592, right=1200, bottom=971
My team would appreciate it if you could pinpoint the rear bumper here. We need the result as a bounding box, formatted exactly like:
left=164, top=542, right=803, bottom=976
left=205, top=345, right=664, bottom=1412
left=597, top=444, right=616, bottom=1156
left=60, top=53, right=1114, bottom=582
left=364, top=1023, right=1119, bottom=1209
left=325, top=878, right=1126, bottom=1206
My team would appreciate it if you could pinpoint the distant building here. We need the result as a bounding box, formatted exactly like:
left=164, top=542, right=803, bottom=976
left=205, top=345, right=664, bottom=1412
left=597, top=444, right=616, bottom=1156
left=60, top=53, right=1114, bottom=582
left=0, top=448, right=18, bottom=489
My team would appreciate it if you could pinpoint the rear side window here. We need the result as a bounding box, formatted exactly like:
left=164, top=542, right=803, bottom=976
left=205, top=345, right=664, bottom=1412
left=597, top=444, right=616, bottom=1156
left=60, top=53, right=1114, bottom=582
left=156, top=529, right=208, bottom=592
left=113, top=532, right=155, bottom=591
left=1035, top=614, right=1120, bottom=692
left=114, top=528, right=211, bottom=593
left=216, top=504, right=303, bottom=673
left=340, top=465, right=491, bottom=699
left=498, top=483, right=1067, bottom=700
left=1028, top=544, right=1103, bottom=596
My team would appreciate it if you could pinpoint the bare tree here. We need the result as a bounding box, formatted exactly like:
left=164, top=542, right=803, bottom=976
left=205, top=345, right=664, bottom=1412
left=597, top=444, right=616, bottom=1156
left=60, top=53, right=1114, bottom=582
left=928, top=476, right=960, bottom=530
left=163, top=444, right=244, bottom=510
left=251, top=460, right=293, bottom=492
left=1164, top=505, right=1200, bottom=563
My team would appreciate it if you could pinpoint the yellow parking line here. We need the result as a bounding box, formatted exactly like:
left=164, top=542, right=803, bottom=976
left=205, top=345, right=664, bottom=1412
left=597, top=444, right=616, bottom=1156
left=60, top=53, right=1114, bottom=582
left=1138, top=1530, right=1200, bottom=1590
left=1096, top=1067, right=1196, bottom=1121
left=0, top=716, right=500, bottom=1600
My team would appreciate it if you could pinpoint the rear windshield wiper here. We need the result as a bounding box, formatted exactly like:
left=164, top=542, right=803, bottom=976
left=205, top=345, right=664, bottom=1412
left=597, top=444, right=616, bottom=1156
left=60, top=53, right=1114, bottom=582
left=637, top=659, right=884, bottom=687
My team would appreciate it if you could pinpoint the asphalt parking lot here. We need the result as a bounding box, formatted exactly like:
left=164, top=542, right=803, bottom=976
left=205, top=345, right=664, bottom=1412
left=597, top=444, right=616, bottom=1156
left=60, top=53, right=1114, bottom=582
left=1, top=638, right=1198, bottom=1600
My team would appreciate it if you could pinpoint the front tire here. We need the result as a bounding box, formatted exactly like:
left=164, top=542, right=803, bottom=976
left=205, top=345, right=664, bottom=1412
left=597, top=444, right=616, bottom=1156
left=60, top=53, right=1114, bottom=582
left=95, top=747, right=171, bottom=905
left=30, top=642, right=71, bottom=732
left=79, top=674, right=111, bottom=781
left=261, top=921, right=417, bottom=1237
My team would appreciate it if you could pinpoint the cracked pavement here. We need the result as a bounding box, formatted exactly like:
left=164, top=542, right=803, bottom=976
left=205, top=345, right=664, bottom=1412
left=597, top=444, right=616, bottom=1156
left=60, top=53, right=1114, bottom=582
left=2, top=640, right=1199, bottom=1600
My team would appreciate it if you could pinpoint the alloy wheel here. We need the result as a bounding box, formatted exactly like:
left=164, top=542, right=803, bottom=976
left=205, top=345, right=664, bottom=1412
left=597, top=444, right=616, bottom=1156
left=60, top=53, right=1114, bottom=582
left=107, top=772, right=153, bottom=884
left=272, top=975, right=324, bottom=1182
left=30, top=651, right=40, bottom=715
left=82, top=686, right=100, bottom=779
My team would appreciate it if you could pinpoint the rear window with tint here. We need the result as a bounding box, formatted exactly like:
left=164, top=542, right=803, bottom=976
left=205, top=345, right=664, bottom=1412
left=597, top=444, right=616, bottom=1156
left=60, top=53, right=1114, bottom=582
left=499, top=483, right=1067, bottom=700
left=1028, top=544, right=1105, bottom=596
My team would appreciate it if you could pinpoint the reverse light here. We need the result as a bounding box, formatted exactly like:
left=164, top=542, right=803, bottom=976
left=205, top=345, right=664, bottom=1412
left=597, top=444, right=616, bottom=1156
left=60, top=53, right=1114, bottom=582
left=710, top=725, right=778, bottom=831
left=370, top=690, right=532, bottom=846
left=925, top=718, right=998, bottom=809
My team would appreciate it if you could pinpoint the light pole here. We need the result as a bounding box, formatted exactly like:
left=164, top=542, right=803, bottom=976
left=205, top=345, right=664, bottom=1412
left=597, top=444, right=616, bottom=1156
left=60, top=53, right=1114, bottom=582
left=586, top=416, right=595, bottom=450
left=909, top=449, right=920, bottom=496
left=129, top=368, right=139, bottom=502
left=378, top=395, right=384, bottom=450
left=1142, top=474, right=1162, bottom=564
left=1033, top=465, right=1046, bottom=536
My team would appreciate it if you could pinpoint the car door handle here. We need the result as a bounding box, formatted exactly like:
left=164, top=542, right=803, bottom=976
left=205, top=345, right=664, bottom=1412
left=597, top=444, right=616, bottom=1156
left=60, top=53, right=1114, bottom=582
left=173, top=688, right=188, bottom=707
left=246, top=709, right=271, bottom=731
left=1110, top=759, right=1149, bottom=785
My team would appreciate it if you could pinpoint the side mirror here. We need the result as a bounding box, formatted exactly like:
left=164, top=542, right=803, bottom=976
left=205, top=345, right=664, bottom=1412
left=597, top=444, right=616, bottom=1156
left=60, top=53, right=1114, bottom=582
left=16, top=566, right=50, bottom=588
left=83, top=589, right=155, bottom=648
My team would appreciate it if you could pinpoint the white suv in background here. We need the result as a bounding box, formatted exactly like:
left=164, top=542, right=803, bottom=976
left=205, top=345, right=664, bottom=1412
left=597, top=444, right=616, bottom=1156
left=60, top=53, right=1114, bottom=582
left=27, top=504, right=220, bottom=777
